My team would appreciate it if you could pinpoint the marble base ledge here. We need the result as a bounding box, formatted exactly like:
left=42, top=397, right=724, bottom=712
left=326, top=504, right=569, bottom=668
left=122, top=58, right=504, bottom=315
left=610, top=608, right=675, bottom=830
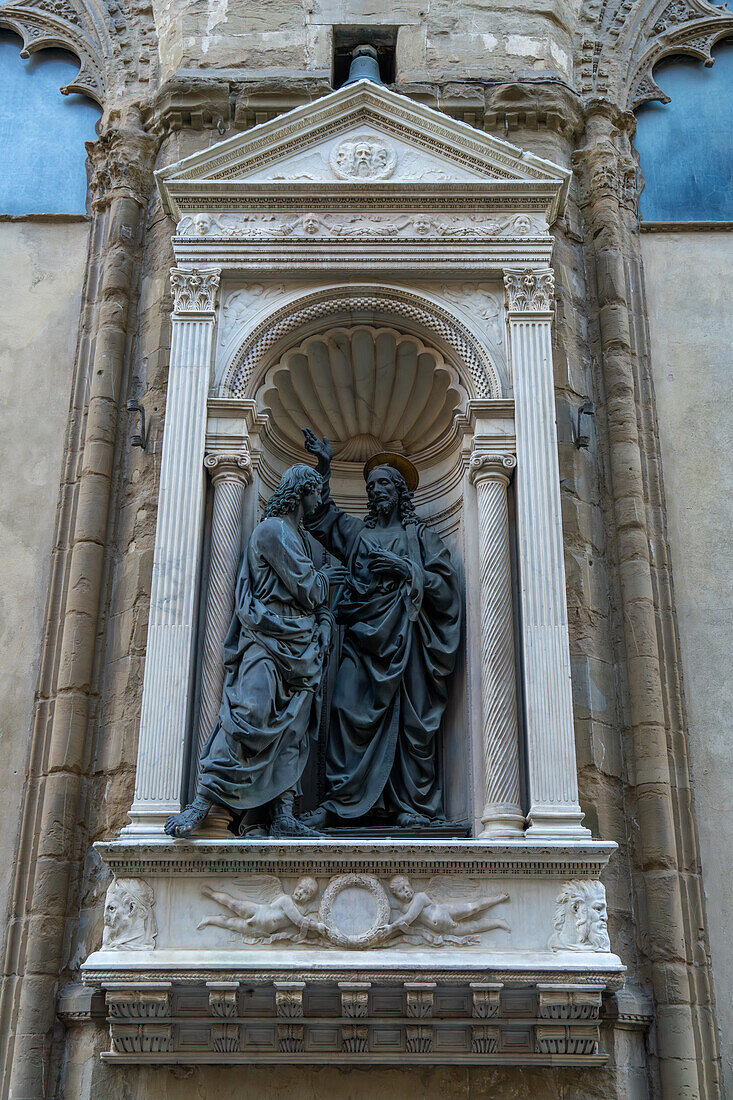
left=83, top=838, right=623, bottom=1066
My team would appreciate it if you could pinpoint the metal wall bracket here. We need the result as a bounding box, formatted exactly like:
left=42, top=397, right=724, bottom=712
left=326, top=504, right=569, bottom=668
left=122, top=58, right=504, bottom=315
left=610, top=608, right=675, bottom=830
left=573, top=401, right=595, bottom=449
left=127, top=398, right=148, bottom=450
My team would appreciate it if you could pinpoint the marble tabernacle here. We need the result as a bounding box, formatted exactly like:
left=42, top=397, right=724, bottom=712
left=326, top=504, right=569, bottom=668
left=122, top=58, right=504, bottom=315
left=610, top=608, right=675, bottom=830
left=82, top=81, right=625, bottom=1066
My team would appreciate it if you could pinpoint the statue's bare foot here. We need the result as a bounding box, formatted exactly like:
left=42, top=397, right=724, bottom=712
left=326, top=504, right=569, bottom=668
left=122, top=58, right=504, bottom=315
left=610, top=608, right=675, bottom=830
left=298, top=806, right=329, bottom=829
left=270, top=811, right=326, bottom=839
left=396, top=811, right=432, bottom=827
left=164, top=795, right=212, bottom=838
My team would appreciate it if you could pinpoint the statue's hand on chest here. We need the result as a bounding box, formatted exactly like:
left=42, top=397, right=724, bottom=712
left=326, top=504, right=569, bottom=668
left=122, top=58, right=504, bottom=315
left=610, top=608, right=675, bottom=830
left=369, top=547, right=411, bottom=591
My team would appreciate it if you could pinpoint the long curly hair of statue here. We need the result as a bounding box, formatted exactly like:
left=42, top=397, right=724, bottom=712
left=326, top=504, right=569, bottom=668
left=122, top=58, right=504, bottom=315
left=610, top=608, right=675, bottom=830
left=262, top=464, right=322, bottom=519
left=364, top=466, right=420, bottom=529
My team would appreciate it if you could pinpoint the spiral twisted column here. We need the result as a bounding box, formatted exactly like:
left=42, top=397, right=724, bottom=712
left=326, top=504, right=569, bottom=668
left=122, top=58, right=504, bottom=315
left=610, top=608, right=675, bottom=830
left=196, top=452, right=252, bottom=768
left=469, top=452, right=524, bottom=838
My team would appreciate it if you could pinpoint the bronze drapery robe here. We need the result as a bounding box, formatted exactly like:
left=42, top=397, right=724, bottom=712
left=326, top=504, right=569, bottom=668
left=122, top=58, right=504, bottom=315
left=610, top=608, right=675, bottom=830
left=305, top=497, right=461, bottom=820
left=197, top=516, right=331, bottom=814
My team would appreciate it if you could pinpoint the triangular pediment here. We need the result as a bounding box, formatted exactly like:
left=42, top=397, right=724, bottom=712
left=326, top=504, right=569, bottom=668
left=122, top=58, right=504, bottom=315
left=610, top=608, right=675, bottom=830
left=157, top=81, right=570, bottom=222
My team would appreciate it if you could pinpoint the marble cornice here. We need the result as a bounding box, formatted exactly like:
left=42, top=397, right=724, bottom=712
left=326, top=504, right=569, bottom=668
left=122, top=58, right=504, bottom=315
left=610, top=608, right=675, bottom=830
left=94, top=837, right=618, bottom=879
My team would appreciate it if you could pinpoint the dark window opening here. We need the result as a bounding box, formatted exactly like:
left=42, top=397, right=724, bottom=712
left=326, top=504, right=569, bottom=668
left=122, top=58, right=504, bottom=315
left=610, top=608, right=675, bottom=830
left=332, top=26, right=398, bottom=88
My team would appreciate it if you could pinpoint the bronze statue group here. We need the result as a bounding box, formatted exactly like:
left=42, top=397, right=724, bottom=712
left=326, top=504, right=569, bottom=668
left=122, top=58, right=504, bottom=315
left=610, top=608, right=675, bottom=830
left=165, top=429, right=461, bottom=839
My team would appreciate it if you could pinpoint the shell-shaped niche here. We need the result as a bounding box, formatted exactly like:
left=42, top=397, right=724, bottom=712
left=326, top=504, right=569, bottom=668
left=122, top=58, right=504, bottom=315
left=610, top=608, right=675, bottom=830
left=258, top=326, right=466, bottom=461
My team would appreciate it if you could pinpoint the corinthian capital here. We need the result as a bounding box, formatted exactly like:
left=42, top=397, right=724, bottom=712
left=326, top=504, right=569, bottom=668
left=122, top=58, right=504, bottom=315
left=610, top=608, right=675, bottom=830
left=204, top=451, right=253, bottom=484
left=86, top=121, right=159, bottom=211
left=503, top=270, right=554, bottom=313
left=469, top=452, right=517, bottom=485
left=171, top=267, right=221, bottom=314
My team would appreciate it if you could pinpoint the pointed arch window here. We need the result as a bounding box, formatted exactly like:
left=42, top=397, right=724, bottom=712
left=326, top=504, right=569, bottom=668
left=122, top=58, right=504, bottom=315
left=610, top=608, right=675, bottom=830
left=634, top=40, right=733, bottom=221
left=0, top=32, right=100, bottom=215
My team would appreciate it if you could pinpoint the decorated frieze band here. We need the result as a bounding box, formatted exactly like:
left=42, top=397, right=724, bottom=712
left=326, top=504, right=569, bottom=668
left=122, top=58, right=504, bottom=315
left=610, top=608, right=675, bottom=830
left=100, top=872, right=610, bottom=955
left=170, top=266, right=221, bottom=315
left=176, top=211, right=545, bottom=241
left=503, top=269, right=555, bottom=313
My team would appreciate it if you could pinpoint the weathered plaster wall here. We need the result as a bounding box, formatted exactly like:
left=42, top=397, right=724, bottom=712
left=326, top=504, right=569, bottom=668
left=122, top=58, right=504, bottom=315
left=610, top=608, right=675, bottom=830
left=641, top=228, right=733, bottom=1092
left=151, top=0, right=576, bottom=85
left=0, top=217, right=89, bottom=958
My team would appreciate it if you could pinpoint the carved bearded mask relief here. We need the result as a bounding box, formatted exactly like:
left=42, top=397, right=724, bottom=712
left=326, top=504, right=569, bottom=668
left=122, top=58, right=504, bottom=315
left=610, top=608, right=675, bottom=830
left=549, top=881, right=611, bottom=952
left=102, top=878, right=157, bottom=950
left=329, top=134, right=397, bottom=180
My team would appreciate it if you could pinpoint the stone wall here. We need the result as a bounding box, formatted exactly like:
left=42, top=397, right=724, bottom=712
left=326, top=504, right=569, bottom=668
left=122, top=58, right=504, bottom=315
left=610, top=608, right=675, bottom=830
left=0, top=217, right=89, bottom=963
left=150, top=0, right=576, bottom=85
left=641, top=227, right=733, bottom=1093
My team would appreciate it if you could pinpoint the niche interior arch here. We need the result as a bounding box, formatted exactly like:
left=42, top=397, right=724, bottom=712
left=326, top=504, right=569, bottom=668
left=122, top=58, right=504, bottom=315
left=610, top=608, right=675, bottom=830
left=221, top=285, right=503, bottom=403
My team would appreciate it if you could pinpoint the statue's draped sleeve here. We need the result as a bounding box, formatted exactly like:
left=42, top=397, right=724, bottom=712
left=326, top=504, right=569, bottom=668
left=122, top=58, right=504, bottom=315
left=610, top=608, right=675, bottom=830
left=303, top=477, right=365, bottom=565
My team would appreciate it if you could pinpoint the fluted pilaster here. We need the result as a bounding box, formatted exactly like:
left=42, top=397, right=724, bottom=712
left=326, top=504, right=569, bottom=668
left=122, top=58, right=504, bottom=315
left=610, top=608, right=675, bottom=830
left=125, top=267, right=221, bottom=836
left=469, top=451, right=524, bottom=838
left=505, top=269, right=589, bottom=839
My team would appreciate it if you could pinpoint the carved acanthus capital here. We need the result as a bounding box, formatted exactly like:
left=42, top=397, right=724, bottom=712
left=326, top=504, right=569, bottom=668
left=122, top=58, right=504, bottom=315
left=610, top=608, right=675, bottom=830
left=86, top=123, right=159, bottom=211
left=204, top=450, right=253, bottom=485
left=469, top=452, right=517, bottom=486
left=170, top=267, right=221, bottom=315
left=504, top=270, right=554, bottom=313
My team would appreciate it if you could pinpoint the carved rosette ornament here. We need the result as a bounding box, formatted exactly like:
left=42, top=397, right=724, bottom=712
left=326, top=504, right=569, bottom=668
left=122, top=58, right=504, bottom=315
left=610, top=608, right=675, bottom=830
left=504, top=269, right=555, bottom=313
left=170, top=267, right=221, bottom=314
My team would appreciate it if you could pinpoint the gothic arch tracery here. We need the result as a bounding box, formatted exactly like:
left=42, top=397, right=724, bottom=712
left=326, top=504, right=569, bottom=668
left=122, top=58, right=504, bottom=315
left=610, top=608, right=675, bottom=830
left=576, top=0, right=733, bottom=108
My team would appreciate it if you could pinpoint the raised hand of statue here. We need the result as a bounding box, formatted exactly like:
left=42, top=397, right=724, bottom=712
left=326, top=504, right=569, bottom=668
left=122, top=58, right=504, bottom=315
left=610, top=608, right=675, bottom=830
left=302, top=428, right=333, bottom=476
left=370, top=547, right=411, bottom=581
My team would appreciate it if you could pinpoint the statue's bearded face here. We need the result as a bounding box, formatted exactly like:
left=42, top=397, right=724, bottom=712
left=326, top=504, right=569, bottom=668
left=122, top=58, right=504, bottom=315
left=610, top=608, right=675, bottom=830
left=574, top=895, right=609, bottom=950
left=105, top=888, right=134, bottom=936
left=366, top=469, right=399, bottom=515
left=354, top=142, right=373, bottom=170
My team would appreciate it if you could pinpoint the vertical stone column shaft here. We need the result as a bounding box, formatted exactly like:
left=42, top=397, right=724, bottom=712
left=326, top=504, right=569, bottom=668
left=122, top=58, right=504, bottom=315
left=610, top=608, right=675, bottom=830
left=575, top=108, right=722, bottom=1097
left=125, top=268, right=220, bottom=835
left=3, top=119, right=158, bottom=1100
left=505, top=270, right=588, bottom=839
left=196, top=453, right=252, bottom=764
left=469, top=453, right=524, bottom=837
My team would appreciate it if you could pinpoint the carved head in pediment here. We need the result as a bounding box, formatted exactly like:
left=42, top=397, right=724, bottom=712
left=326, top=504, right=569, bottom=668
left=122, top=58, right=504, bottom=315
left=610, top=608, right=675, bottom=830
left=102, top=877, right=157, bottom=950
left=329, top=134, right=397, bottom=181
left=549, top=880, right=610, bottom=952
